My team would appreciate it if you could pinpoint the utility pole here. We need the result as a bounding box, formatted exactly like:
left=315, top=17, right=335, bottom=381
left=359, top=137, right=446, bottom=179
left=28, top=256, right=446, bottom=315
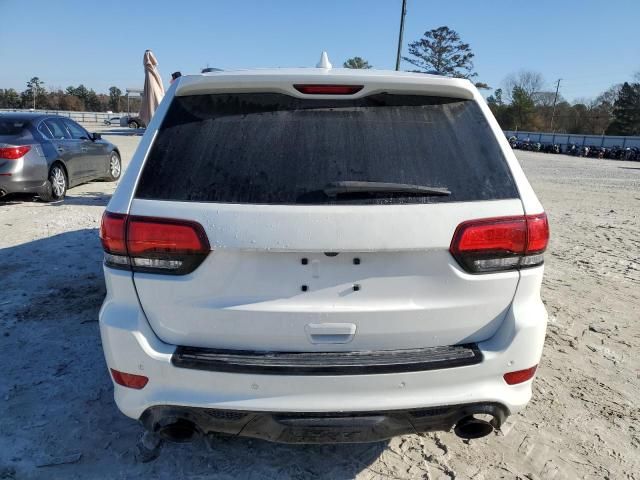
left=550, top=78, right=562, bottom=132
left=395, top=0, right=407, bottom=71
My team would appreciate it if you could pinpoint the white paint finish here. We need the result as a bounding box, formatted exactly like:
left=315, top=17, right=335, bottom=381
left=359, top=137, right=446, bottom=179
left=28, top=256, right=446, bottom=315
left=132, top=252, right=519, bottom=350
left=100, top=66, right=548, bottom=422
left=99, top=277, right=545, bottom=417
left=129, top=198, right=524, bottom=252
left=130, top=199, right=523, bottom=350
left=316, top=51, right=332, bottom=69
left=175, top=69, right=476, bottom=100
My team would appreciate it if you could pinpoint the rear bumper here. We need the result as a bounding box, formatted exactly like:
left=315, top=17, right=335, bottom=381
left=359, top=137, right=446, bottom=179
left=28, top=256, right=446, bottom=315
left=0, top=178, right=47, bottom=196
left=140, top=402, right=508, bottom=444
left=0, top=149, right=48, bottom=196
left=99, top=267, right=547, bottom=437
left=171, top=343, right=482, bottom=375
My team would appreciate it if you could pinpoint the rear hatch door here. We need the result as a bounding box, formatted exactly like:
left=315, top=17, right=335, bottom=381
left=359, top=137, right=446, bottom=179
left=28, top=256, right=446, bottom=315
left=129, top=91, right=522, bottom=351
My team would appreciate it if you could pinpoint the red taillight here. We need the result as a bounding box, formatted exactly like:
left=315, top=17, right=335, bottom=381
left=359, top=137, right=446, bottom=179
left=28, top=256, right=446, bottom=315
left=503, top=365, right=538, bottom=385
left=0, top=145, right=31, bottom=160
left=99, top=212, right=210, bottom=275
left=127, top=217, right=209, bottom=256
left=450, top=213, right=549, bottom=273
left=453, top=217, right=527, bottom=254
left=110, top=368, right=149, bottom=389
left=293, top=84, right=364, bottom=95
left=524, top=213, right=549, bottom=254
left=100, top=212, right=127, bottom=254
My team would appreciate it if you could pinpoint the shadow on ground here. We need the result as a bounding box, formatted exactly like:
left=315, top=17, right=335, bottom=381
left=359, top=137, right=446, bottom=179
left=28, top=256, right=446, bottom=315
left=0, top=229, right=388, bottom=479
left=0, top=193, right=39, bottom=205
left=0, top=190, right=111, bottom=207
left=49, top=191, right=111, bottom=207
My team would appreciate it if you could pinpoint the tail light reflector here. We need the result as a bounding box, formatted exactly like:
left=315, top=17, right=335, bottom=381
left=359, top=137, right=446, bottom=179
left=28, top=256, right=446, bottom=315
left=450, top=213, right=549, bottom=273
left=503, top=365, right=538, bottom=385
left=293, top=84, right=364, bottom=95
left=110, top=368, right=149, bottom=389
left=0, top=145, right=31, bottom=160
left=99, top=212, right=210, bottom=275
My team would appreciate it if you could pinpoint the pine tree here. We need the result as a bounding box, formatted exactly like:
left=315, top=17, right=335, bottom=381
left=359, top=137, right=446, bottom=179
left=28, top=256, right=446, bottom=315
left=343, top=57, right=372, bottom=69
left=510, top=86, right=536, bottom=130
left=606, top=82, right=640, bottom=135
left=403, top=26, right=476, bottom=79
left=23, top=77, right=46, bottom=109
left=108, top=86, right=122, bottom=112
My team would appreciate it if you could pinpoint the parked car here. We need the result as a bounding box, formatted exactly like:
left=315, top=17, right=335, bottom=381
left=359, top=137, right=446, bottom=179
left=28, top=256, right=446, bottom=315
left=104, top=117, right=121, bottom=126
left=99, top=64, right=549, bottom=446
left=0, top=113, right=121, bottom=201
left=119, top=115, right=145, bottom=129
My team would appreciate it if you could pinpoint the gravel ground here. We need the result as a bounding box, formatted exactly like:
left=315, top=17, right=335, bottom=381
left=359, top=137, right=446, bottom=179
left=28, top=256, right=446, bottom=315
left=1, top=134, right=639, bottom=480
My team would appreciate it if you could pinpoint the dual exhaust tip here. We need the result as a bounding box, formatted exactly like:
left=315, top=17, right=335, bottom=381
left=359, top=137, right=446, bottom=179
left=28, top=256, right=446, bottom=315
left=453, top=414, right=497, bottom=439
left=155, top=418, right=199, bottom=443
left=154, top=412, right=499, bottom=444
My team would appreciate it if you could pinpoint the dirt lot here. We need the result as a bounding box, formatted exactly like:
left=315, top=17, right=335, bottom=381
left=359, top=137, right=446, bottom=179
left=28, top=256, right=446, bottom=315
left=1, top=133, right=639, bottom=480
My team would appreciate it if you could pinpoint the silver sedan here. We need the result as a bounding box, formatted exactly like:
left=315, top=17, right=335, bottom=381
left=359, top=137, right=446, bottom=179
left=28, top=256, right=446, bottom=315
left=0, top=113, right=121, bottom=201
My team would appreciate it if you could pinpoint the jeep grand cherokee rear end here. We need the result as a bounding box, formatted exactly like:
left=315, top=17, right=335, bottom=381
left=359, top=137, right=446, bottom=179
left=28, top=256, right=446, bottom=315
left=99, top=67, right=548, bottom=444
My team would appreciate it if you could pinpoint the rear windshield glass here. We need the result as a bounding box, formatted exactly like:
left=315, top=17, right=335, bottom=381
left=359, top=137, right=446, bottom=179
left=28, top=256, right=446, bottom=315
left=135, top=93, right=518, bottom=204
left=0, top=119, right=29, bottom=136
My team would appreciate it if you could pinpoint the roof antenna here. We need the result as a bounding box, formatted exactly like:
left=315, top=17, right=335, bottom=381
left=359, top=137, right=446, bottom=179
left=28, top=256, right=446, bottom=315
left=316, top=51, right=332, bottom=69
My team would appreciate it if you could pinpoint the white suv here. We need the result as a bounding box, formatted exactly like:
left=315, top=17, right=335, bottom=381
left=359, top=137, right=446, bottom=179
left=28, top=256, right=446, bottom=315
left=99, top=61, right=549, bottom=445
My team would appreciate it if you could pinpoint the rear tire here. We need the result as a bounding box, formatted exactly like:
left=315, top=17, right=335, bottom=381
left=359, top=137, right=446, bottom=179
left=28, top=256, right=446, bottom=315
left=39, top=164, right=67, bottom=202
left=128, top=120, right=139, bottom=129
left=107, top=151, right=121, bottom=181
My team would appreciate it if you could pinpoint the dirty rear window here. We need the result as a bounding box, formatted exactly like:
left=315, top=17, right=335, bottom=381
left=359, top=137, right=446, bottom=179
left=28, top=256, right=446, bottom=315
left=135, top=93, right=518, bottom=204
left=0, top=119, right=29, bottom=136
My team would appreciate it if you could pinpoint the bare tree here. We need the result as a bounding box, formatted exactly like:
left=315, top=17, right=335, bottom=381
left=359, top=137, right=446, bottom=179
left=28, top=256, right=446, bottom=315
left=503, top=71, right=545, bottom=102
left=596, top=84, right=622, bottom=107
left=533, top=91, right=563, bottom=108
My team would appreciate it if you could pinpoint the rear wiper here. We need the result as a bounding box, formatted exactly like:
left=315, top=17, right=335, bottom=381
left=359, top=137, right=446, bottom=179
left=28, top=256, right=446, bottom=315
left=323, top=181, right=451, bottom=197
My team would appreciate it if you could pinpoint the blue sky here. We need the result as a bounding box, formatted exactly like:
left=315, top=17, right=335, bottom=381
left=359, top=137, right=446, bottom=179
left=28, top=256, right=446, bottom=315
left=1, top=0, right=638, bottom=102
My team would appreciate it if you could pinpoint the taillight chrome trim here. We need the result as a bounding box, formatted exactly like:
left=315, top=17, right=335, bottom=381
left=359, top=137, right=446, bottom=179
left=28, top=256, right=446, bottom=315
left=450, top=213, right=549, bottom=274
left=99, top=212, right=211, bottom=275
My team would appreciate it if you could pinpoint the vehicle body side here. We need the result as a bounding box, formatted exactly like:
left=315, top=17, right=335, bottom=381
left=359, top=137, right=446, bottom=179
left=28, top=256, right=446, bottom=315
left=0, top=113, right=119, bottom=197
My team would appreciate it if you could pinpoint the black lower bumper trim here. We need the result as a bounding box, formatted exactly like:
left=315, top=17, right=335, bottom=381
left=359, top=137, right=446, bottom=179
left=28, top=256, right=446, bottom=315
left=171, top=344, right=482, bottom=375
left=140, top=403, right=509, bottom=444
